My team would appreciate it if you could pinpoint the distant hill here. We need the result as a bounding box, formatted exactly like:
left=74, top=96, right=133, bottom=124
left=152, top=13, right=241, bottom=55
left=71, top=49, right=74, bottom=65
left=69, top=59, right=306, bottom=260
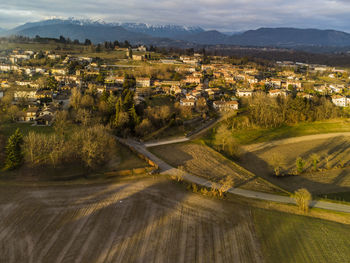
left=0, top=27, right=6, bottom=36
left=177, top=30, right=230, bottom=45
left=228, top=27, right=350, bottom=47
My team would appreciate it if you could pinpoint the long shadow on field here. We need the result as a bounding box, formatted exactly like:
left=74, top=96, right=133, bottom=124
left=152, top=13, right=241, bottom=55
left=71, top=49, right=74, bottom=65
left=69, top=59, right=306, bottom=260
left=58, top=179, right=259, bottom=263
left=239, top=151, right=350, bottom=194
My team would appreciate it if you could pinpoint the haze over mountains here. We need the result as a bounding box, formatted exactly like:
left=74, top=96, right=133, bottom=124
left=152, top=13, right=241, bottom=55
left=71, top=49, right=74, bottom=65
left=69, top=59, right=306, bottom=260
left=2, top=19, right=350, bottom=50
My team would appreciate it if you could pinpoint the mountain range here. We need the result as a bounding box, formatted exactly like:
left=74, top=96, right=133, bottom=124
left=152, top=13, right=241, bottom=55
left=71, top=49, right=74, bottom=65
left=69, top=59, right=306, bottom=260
left=2, top=19, right=350, bottom=50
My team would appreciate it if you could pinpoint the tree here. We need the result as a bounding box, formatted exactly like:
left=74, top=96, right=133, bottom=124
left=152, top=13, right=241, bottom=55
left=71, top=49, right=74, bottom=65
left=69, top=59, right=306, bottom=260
left=84, top=39, right=92, bottom=45
left=70, top=87, right=82, bottom=110
left=296, top=157, right=306, bottom=174
left=310, top=153, right=320, bottom=171
left=270, top=154, right=285, bottom=176
left=214, top=124, right=232, bottom=152
left=135, top=118, right=153, bottom=137
left=4, top=129, right=23, bottom=170
left=214, top=124, right=240, bottom=158
left=54, top=111, right=69, bottom=137
left=293, top=188, right=312, bottom=213
left=81, top=94, right=94, bottom=108
left=129, top=105, right=140, bottom=129
left=218, top=176, right=234, bottom=197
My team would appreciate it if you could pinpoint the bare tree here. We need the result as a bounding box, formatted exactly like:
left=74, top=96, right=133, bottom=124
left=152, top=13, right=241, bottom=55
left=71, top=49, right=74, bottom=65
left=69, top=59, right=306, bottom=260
left=218, top=176, right=234, bottom=197
left=293, top=188, right=312, bottom=213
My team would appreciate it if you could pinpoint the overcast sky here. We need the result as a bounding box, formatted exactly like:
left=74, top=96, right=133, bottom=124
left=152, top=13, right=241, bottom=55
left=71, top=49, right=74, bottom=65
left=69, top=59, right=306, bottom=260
left=1, top=0, right=350, bottom=32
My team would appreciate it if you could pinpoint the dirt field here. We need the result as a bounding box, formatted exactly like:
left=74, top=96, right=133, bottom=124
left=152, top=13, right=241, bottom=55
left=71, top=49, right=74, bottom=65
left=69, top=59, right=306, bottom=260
left=240, top=136, right=350, bottom=194
left=0, top=177, right=263, bottom=263
left=150, top=142, right=286, bottom=194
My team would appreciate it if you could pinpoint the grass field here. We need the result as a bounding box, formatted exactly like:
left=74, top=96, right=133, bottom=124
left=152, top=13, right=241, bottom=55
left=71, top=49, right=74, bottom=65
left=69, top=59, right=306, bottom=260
left=229, top=119, right=350, bottom=145
left=150, top=142, right=286, bottom=194
left=253, top=208, right=350, bottom=263
left=0, top=122, right=54, bottom=138
left=0, top=177, right=264, bottom=262
left=239, top=136, right=350, bottom=194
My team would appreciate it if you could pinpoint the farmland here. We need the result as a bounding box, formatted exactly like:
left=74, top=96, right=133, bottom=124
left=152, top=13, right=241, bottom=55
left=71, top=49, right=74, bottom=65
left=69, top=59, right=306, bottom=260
left=253, top=209, right=350, bottom=263
left=1, top=176, right=350, bottom=262
left=239, top=135, right=350, bottom=194
left=0, top=177, right=263, bottom=263
left=149, top=142, right=286, bottom=194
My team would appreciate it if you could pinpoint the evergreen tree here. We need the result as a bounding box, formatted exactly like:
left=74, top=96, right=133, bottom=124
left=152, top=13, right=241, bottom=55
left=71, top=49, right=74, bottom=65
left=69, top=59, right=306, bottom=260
left=129, top=105, right=140, bottom=129
left=114, top=97, right=123, bottom=125
left=4, top=129, right=23, bottom=170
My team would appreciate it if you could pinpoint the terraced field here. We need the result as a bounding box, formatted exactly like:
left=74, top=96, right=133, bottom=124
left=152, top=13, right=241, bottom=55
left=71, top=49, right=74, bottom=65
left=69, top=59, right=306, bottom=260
left=0, top=178, right=263, bottom=263
left=150, top=142, right=285, bottom=194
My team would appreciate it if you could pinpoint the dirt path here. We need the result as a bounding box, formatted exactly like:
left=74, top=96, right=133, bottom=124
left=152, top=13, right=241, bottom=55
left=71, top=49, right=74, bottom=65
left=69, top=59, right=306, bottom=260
left=242, top=132, right=350, bottom=152
left=0, top=178, right=263, bottom=263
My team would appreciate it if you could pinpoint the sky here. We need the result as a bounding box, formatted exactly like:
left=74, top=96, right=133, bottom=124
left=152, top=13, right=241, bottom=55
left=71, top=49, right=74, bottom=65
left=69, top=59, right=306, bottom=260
left=0, top=0, right=350, bottom=32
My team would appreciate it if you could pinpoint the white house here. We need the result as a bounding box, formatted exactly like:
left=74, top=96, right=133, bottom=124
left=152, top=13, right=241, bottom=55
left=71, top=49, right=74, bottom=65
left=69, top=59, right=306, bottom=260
left=213, top=100, right=239, bottom=111
left=236, top=89, right=253, bottom=97
left=332, top=95, right=349, bottom=107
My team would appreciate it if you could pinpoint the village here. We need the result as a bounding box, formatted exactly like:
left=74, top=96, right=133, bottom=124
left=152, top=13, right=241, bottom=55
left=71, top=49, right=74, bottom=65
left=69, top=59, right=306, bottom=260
left=1, top=43, right=350, bottom=129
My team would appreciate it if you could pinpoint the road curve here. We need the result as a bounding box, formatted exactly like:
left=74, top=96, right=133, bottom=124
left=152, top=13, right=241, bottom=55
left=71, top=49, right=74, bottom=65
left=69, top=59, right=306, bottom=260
left=118, top=138, right=350, bottom=214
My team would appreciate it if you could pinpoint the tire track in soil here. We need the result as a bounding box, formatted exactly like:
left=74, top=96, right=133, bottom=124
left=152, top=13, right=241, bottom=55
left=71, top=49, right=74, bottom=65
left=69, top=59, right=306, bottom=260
left=94, top=200, right=130, bottom=263
left=122, top=200, right=153, bottom=263
left=136, top=203, right=157, bottom=263
left=109, top=199, right=144, bottom=262
left=37, top=206, right=87, bottom=262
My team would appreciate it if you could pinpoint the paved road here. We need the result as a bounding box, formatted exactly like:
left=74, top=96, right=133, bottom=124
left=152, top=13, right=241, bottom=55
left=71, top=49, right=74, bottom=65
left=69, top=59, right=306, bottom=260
left=119, top=138, right=350, bottom=213
left=145, top=137, right=189, bottom=148
left=242, top=132, right=350, bottom=152
left=145, top=113, right=234, bottom=148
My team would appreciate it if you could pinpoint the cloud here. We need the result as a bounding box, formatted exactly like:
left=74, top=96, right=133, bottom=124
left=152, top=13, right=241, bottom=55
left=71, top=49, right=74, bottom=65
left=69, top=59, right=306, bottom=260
left=0, top=0, right=350, bottom=32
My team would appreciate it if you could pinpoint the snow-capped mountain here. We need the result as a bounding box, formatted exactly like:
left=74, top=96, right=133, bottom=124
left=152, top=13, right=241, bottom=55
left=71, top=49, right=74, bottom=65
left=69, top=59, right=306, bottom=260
left=9, top=19, right=204, bottom=39
left=115, top=23, right=204, bottom=38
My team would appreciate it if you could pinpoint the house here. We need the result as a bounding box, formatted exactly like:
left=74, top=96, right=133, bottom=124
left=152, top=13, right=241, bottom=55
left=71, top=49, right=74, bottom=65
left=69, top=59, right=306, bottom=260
left=184, top=76, right=201, bottom=84
left=14, top=90, right=37, bottom=101
left=18, top=106, right=38, bottom=122
left=47, top=54, right=61, bottom=60
left=213, top=100, right=239, bottom=111
left=286, top=80, right=302, bottom=89
left=137, top=45, right=147, bottom=52
left=332, top=95, right=349, bottom=107
left=269, top=79, right=282, bottom=88
left=136, top=78, right=151, bottom=87
left=35, top=104, right=57, bottom=126
left=36, top=90, right=53, bottom=100
left=132, top=55, right=145, bottom=61
left=180, top=99, right=196, bottom=107
left=268, top=89, right=288, bottom=97
left=170, top=86, right=182, bottom=95
left=51, top=68, right=67, bottom=75
left=297, top=92, right=314, bottom=100
left=236, top=89, right=253, bottom=97
left=115, top=77, right=125, bottom=85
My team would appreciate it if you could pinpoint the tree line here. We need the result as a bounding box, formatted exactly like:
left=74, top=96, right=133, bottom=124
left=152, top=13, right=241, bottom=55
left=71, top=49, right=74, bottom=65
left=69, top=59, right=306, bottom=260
left=231, top=93, right=344, bottom=130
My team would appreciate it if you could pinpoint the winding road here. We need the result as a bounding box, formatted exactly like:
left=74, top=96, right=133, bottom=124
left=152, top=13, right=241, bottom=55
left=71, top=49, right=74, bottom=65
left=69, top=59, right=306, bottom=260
left=119, top=137, right=350, bottom=214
